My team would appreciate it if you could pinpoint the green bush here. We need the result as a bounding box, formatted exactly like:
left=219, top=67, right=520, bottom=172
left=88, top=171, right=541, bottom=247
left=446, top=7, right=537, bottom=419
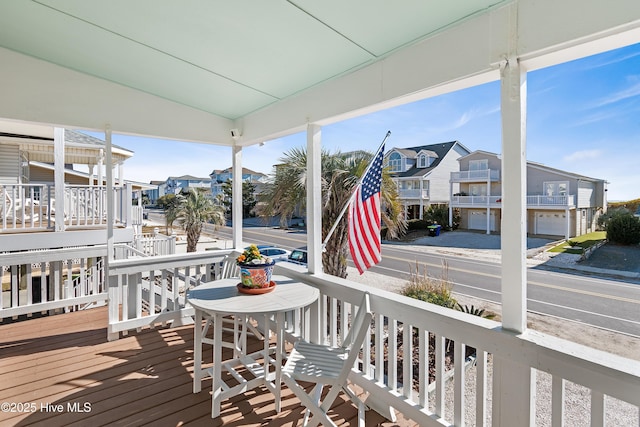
left=422, top=204, right=459, bottom=231
left=606, top=213, right=640, bottom=245
left=406, top=219, right=431, bottom=231
left=597, top=207, right=630, bottom=230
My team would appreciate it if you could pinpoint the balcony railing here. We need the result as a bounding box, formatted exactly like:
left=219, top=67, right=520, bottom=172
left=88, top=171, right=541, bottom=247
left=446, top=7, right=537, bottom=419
left=398, top=189, right=429, bottom=199
left=451, top=194, right=576, bottom=207
left=527, top=194, right=576, bottom=206
left=450, top=195, right=502, bottom=206
left=102, top=254, right=639, bottom=425
left=3, top=246, right=638, bottom=425
left=450, top=169, right=500, bottom=181
left=0, top=184, right=137, bottom=233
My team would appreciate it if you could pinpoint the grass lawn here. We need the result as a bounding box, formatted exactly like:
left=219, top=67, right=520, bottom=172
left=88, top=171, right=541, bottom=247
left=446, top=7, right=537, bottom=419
left=548, top=231, right=606, bottom=254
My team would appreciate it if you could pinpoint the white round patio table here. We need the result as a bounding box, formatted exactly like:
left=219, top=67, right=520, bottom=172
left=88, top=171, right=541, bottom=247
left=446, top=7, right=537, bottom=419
left=187, top=274, right=319, bottom=418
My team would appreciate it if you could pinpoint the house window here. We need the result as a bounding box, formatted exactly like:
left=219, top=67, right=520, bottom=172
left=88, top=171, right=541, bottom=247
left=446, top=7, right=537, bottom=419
left=388, top=152, right=402, bottom=172
left=469, top=159, right=488, bottom=171
left=544, top=181, right=569, bottom=196
left=469, top=184, right=487, bottom=196
left=417, top=154, right=432, bottom=168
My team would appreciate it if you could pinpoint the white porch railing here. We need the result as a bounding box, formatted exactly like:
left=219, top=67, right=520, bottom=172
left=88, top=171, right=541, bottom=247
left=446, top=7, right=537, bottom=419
left=107, top=249, right=238, bottom=341
left=450, top=195, right=502, bottom=206
left=451, top=194, right=576, bottom=208
left=527, top=194, right=576, bottom=207
left=0, top=245, right=108, bottom=318
left=398, top=189, right=429, bottom=199
left=277, top=265, right=640, bottom=426
left=104, top=252, right=640, bottom=426
left=450, top=169, right=500, bottom=181
left=0, top=184, right=136, bottom=232
left=134, top=231, right=176, bottom=256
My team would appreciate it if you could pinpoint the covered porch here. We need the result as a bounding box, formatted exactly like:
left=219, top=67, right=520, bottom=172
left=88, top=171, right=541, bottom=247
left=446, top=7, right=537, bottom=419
left=0, top=1, right=639, bottom=425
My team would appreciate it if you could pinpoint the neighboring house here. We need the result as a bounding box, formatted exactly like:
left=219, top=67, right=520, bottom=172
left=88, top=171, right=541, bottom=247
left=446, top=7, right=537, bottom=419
left=1, top=121, right=138, bottom=250
left=209, top=167, right=267, bottom=201
left=163, top=175, right=212, bottom=196
left=450, top=150, right=607, bottom=238
left=384, top=141, right=471, bottom=220
left=143, top=180, right=164, bottom=205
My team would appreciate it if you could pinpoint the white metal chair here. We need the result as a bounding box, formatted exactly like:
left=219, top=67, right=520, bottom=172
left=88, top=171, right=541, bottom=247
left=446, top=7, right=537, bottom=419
left=282, top=292, right=372, bottom=427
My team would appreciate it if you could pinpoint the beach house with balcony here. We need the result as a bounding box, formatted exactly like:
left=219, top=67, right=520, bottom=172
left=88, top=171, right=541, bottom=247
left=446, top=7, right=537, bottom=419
left=385, top=141, right=470, bottom=219
left=209, top=166, right=266, bottom=201
left=0, top=2, right=638, bottom=426
left=449, top=150, right=607, bottom=238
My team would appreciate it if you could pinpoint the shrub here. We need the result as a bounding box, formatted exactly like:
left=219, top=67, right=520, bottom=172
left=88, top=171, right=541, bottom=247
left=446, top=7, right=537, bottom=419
left=606, top=213, right=640, bottom=245
left=597, top=207, right=630, bottom=230
left=406, top=218, right=431, bottom=231
left=422, top=204, right=460, bottom=231
left=401, top=260, right=457, bottom=309
left=456, top=303, right=496, bottom=319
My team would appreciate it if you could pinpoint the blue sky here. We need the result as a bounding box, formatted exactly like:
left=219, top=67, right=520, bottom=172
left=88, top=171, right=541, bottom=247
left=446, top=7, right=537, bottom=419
left=98, top=42, right=640, bottom=202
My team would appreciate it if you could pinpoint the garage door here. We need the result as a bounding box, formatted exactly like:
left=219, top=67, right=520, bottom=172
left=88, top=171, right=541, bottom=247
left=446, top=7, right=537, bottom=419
left=468, top=210, right=496, bottom=231
left=535, top=212, right=566, bottom=236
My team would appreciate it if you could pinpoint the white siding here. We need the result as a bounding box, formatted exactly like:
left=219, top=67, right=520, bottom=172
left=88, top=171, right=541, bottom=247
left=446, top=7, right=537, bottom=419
left=0, top=143, right=20, bottom=184
left=428, top=145, right=465, bottom=203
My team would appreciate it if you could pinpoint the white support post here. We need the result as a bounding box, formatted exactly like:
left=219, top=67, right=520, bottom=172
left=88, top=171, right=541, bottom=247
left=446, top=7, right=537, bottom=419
left=118, top=163, right=124, bottom=186
left=53, top=128, right=65, bottom=232
left=500, top=56, right=527, bottom=334
left=419, top=181, right=424, bottom=220
left=306, top=124, right=322, bottom=274
left=487, top=175, right=491, bottom=234
left=106, top=126, right=114, bottom=261
left=449, top=181, right=453, bottom=228
left=494, top=7, right=535, bottom=424
left=232, top=145, right=243, bottom=250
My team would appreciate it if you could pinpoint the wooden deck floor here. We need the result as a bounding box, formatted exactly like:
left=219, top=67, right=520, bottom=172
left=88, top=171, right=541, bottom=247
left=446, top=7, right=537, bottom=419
left=0, top=308, right=417, bottom=426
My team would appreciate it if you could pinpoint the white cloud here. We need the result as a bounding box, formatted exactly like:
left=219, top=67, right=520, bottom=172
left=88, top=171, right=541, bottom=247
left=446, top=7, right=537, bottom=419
left=590, top=81, right=640, bottom=108
left=562, top=149, right=602, bottom=163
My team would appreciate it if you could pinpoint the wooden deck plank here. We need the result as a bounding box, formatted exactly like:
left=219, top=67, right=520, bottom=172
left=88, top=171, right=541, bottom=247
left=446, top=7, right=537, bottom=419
left=0, top=307, right=416, bottom=426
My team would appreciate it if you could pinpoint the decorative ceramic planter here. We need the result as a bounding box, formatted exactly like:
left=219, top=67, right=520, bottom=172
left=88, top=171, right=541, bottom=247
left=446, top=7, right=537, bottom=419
left=238, top=261, right=275, bottom=288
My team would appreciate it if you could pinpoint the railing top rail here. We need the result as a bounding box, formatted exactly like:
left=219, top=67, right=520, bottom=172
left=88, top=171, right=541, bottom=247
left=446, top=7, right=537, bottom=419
left=109, top=248, right=237, bottom=275
left=0, top=245, right=108, bottom=264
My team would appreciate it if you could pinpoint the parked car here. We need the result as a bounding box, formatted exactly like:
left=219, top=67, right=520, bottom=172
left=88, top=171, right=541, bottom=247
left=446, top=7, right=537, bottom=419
left=259, top=247, right=291, bottom=262
left=287, top=249, right=308, bottom=266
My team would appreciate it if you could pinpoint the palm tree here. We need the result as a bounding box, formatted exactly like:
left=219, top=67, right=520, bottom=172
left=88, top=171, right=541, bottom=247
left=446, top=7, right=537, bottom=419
left=260, top=147, right=405, bottom=278
left=178, top=189, right=226, bottom=252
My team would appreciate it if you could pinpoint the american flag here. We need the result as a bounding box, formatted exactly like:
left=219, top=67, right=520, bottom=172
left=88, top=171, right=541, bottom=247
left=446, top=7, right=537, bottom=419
left=349, top=144, right=385, bottom=274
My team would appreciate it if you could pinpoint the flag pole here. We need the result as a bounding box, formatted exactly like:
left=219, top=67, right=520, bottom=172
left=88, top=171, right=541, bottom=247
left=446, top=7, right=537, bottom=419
left=322, top=130, right=391, bottom=250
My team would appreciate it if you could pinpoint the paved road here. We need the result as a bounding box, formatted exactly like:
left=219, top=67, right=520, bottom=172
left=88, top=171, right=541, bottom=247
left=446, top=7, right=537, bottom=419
left=208, top=224, right=640, bottom=338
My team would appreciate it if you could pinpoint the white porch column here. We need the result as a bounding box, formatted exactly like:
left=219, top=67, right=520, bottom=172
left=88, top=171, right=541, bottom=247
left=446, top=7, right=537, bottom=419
left=493, top=50, right=535, bottom=426
left=118, top=163, right=124, bottom=186
left=500, top=57, right=527, bottom=333
left=232, top=145, right=243, bottom=249
left=486, top=175, right=491, bottom=234
left=565, top=207, right=571, bottom=240
left=306, top=124, right=323, bottom=274
left=448, top=181, right=453, bottom=228
left=419, top=181, right=424, bottom=220
left=88, top=165, right=94, bottom=187
left=53, top=128, right=65, bottom=232
left=105, top=126, right=114, bottom=260
left=98, top=149, right=104, bottom=187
